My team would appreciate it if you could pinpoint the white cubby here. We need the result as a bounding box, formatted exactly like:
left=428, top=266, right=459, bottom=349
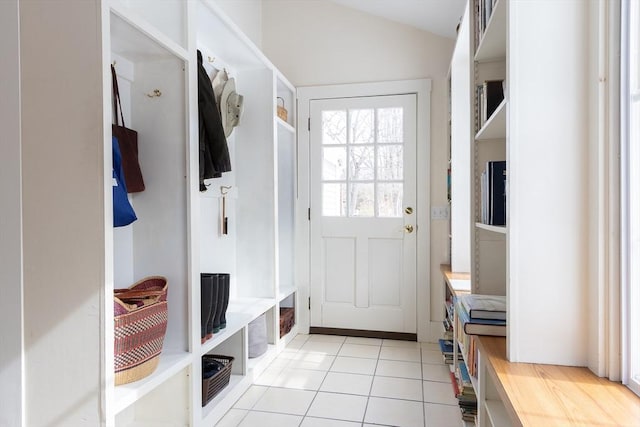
left=104, top=1, right=299, bottom=425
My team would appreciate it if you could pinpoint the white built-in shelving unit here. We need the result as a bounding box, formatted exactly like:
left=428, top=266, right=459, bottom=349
left=447, top=0, right=592, bottom=425
left=470, top=0, right=507, bottom=298
left=104, top=1, right=299, bottom=425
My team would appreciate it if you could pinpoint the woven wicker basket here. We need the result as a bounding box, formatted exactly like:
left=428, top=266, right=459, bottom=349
left=202, top=355, right=234, bottom=406
left=279, top=307, right=295, bottom=338
left=114, top=276, right=168, bottom=385
left=276, top=97, right=288, bottom=122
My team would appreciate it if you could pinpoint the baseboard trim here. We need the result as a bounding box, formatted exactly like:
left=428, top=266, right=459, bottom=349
left=309, top=327, right=417, bottom=341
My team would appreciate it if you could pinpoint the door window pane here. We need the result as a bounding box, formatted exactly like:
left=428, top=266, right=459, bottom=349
left=323, top=147, right=347, bottom=180
left=322, top=110, right=346, bottom=145
left=349, top=146, right=374, bottom=181
left=320, top=103, right=406, bottom=218
left=349, top=183, right=374, bottom=217
left=377, top=108, right=403, bottom=143
left=323, top=183, right=346, bottom=216
left=349, top=109, right=374, bottom=144
left=378, top=144, right=403, bottom=181
left=377, top=183, right=403, bottom=218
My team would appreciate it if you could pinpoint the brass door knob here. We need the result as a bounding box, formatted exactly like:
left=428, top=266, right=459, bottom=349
left=404, top=225, right=414, bottom=233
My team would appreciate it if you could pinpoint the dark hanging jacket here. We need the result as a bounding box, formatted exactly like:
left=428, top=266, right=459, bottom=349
left=197, top=50, right=231, bottom=191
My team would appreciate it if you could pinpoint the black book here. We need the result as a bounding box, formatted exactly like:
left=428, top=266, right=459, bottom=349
left=483, top=80, right=504, bottom=121
left=488, top=161, right=507, bottom=226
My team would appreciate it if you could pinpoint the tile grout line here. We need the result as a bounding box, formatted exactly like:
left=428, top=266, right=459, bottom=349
left=225, top=336, right=457, bottom=426
left=297, top=336, right=346, bottom=426
left=238, top=336, right=309, bottom=426
left=361, top=343, right=382, bottom=425
left=421, top=347, right=427, bottom=427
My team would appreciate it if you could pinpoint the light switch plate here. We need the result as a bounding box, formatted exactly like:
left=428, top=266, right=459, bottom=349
left=431, top=206, right=449, bottom=220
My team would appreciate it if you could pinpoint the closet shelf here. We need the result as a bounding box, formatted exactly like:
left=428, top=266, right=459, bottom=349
left=113, top=350, right=192, bottom=414
left=474, top=0, right=507, bottom=62
left=280, top=324, right=299, bottom=346
left=201, top=374, right=247, bottom=421
left=278, top=284, right=296, bottom=301
left=200, top=298, right=276, bottom=354
left=228, top=297, right=277, bottom=321
left=475, top=222, right=507, bottom=234
left=197, top=0, right=274, bottom=71
left=484, top=400, right=511, bottom=426
left=110, top=4, right=189, bottom=62
left=247, top=344, right=278, bottom=375
left=200, top=312, right=251, bottom=356
left=475, top=100, right=507, bottom=141
left=277, top=117, right=296, bottom=135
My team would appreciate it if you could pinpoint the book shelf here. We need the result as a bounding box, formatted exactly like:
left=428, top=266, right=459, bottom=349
left=447, top=0, right=603, bottom=424
left=470, top=0, right=507, bottom=297
left=440, top=265, right=477, bottom=424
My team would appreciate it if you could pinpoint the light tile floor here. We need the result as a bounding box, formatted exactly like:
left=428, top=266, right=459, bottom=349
left=216, top=334, right=462, bottom=427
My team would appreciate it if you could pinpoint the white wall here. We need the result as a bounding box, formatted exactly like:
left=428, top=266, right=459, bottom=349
left=262, top=0, right=455, bottom=331
left=20, top=1, right=106, bottom=424
left=0, top=1, right=24, bottom=425
left=213, top=0, right=263, bottom=48
left=449, top=3, right=471, bottom=273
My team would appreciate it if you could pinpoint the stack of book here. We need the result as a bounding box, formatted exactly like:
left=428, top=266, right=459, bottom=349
left=443, top=316, right=453, bottom=341
left=443, top=296, right=455, bottom=340
left=456, top=294, right=507, bottom=337
left=438, top=338, right=463, bottom=365
left=456, top=361, right=477, bottom=422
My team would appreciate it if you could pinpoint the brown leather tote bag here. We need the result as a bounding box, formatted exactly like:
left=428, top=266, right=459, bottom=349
left=111, top=64, right=145, bottom=193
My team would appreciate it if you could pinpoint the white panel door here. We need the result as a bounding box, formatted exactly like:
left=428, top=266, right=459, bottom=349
left=310, top=94, right=417, bottom=333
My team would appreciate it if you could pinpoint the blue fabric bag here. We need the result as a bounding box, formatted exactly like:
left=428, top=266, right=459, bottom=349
left=113, top=136, right=137, bottom=227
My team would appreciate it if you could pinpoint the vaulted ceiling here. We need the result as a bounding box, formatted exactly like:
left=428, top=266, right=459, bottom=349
left=329, top=0, right=466, bottom=39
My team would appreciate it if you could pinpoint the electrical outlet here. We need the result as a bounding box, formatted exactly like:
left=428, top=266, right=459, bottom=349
left=431, top=206, right=449, bottom=220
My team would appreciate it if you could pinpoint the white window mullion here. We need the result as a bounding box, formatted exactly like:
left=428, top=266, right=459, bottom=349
left=346, top=109, right=352, bottom=217
left=622, top=0, right=640, bottom=397
left=374, top=109, right=379, bottom=217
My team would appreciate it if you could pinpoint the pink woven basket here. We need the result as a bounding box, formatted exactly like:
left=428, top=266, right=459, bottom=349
left=114, top=276, right=168, bottom=385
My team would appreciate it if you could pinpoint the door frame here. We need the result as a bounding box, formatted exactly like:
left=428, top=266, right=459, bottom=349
left=296, top=79, right=432, bottom=341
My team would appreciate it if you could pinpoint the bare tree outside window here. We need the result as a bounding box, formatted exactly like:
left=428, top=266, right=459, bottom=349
left=321, top=107, right=404, bottom=218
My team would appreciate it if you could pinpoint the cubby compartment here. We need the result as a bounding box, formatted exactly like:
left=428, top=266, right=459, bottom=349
left=100, top=2, right=298, bottom=425
left=110, top=0, right=188, bottom=51
left=110, top=7, right=192, bottom=414
left=201, top=329, right=248, bottom=425
left=276, top=76, right=296, bottom=129
left=234, top=67, right=278, bottom=299
left=115, top=367, right=190, bottom=427
left=279, top=293, right=296, bottom=342
left=277, top=94, right=297, bottom=298
left=247, top=307, right=278, bottom=377
left=478, top=351, right=512, bottom=427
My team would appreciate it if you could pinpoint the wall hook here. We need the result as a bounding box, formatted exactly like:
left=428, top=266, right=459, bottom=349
left=146, top=89, right=162, bottom=98
left=220, top=185, right=232, bottom=196
left=208, top=56, right=215, bottom=63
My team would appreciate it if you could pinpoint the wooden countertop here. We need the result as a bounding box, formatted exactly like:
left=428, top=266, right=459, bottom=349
left=440, top=264, right=471, bottom=295
left=477, top=336, right=640, bottom=426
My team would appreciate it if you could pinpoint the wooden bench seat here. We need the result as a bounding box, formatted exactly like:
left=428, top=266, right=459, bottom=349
left=477, top=336, right=640, bottom=426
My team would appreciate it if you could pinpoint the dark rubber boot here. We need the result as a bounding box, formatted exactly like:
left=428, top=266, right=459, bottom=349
left=202, top=273, right=219, bottom=341
left=210, top=274, right=222, bottom=334
left=200, top=274, right=213, bottom=343
left=219, top=273, right=230, bottom=329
